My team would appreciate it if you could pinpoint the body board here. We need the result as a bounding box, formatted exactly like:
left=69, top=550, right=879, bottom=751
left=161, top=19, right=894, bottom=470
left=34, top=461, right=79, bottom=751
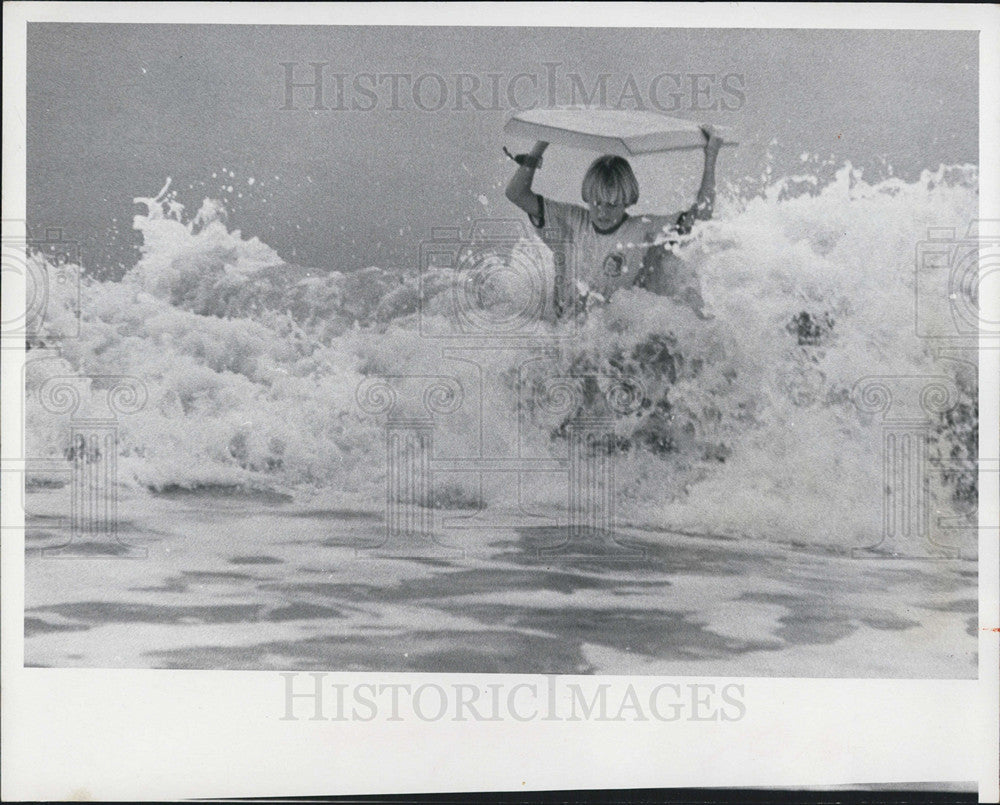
left=504, top=108, right=737, bottom=157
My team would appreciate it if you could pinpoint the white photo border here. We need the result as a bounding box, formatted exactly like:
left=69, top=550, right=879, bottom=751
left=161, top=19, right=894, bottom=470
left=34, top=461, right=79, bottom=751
left=2, top=3, right=997, bottom=800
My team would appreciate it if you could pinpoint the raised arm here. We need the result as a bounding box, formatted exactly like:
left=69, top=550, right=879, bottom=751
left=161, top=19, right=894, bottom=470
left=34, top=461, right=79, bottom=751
left=693, top=124, right=723, bottom=221
left=504, top=140, right=548, bottom=220
left=673, top=125, right=723, bottom=236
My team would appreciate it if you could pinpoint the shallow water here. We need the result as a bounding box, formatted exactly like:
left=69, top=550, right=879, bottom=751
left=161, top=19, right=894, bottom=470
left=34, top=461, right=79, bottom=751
left=24, top=487, right=977, bottom=677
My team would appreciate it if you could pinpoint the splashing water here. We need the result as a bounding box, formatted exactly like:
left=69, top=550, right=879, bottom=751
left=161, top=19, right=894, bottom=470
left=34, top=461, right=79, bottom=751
left=24, top=163, right=979, bottom=554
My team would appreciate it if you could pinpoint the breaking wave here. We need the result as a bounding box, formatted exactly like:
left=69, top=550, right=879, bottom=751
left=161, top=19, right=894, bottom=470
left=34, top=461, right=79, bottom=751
left=24, top=164, right=979, bottom=553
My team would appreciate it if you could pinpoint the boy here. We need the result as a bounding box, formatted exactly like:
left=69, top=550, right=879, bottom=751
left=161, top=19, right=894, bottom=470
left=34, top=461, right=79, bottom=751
left=504, top=125, right=722, bottom=319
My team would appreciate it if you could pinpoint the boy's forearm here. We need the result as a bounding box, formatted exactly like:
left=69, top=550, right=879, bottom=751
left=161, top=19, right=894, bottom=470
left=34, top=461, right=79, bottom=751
left=694, top=147, right=720, bottom=219
left=517, top=142, right=548, bottom=185
left=506, top=163, right=536, bottom=199
left=505, top=141, right=548, bottom=210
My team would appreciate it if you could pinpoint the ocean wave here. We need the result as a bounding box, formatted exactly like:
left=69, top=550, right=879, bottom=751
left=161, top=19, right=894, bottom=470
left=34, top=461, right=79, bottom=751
left=24, top=164, right=979, bottom=553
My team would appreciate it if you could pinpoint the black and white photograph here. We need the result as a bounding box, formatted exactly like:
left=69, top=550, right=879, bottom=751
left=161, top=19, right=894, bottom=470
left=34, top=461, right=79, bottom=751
left=3, top=3, right=998, bottom=801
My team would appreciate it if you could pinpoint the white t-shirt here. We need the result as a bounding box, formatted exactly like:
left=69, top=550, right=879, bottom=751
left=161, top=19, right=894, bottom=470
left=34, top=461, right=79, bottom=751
left=529, top=196, right=704, bottom=316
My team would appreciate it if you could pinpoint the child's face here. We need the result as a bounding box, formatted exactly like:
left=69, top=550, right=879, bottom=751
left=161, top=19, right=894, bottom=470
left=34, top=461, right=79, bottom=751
left=588, top=199, right=627, bottom=230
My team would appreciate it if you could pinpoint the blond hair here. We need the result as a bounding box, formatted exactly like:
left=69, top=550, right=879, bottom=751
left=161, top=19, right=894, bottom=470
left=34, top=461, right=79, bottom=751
left=581, top=156, right=639, bottom=207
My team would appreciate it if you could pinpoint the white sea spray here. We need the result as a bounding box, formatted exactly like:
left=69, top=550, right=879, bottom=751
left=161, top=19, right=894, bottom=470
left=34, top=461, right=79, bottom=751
left=24, top=163, right=979, bottom=553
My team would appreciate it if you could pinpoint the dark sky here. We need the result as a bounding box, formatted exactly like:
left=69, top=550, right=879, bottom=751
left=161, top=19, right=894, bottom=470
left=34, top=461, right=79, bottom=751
left=27, top=25, right=978, bottom=277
